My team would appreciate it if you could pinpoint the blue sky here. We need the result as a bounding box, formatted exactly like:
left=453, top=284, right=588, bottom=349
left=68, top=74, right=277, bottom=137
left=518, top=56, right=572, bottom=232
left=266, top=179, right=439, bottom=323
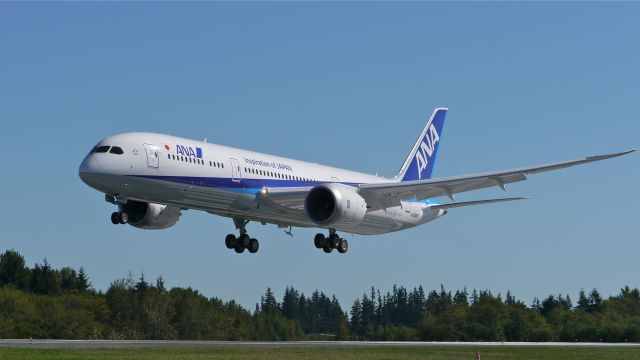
left=0, top=3, right=638, bottom=310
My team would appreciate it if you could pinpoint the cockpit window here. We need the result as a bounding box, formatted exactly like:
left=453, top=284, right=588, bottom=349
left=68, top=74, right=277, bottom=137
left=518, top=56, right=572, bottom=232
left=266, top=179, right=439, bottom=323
left=109, top=146, right=124, bottom=155
left=93, top=145, right=110, bottom=153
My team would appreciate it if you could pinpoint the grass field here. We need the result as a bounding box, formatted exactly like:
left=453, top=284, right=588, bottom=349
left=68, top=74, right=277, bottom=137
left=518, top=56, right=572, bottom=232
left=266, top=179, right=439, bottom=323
left=1, top=346, right=639, bottom=360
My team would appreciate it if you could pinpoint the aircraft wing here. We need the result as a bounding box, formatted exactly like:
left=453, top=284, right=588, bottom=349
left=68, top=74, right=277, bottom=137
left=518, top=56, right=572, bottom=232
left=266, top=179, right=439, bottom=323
left=358, top=149, right=634, bottom=210
left=261, top=149, right=633, bottom=213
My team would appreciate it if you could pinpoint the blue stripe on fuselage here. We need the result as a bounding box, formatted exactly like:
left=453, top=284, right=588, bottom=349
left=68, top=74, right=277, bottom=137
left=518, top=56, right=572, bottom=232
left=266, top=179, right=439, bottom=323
left=131, top=175, right=433, bottom=206
left=131, top=175, right=360, bottom=193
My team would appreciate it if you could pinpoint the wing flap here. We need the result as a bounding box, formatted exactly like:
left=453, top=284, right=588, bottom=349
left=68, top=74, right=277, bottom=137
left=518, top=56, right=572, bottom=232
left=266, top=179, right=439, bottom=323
left=428, top=197, right=529, bottom=210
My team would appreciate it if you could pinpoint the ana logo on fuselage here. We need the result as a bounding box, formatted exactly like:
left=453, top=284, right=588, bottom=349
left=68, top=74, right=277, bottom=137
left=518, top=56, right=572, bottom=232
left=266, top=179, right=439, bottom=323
left=176, top=145, right=203, bottom=159
left=415, top=124, right=440, bottom=179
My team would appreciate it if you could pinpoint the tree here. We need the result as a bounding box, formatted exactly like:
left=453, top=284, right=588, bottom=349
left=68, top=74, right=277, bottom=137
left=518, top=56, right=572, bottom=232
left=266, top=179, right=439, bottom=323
left=577, top=289, right=589, bottom=310
left=30, top=258, right=61, bottom=295
left=0, top=249, right=30, bottom=290
left=350, top=299, right=362, bottom=335
left=260, top=287, right=278, bottom=314
left=77, top=267, right=91, bottom=292
left=60, top=267, right=78, bottom=291
left=281, top=287, right=300, bottom=320
left=588, top=288, right=603, bottom=312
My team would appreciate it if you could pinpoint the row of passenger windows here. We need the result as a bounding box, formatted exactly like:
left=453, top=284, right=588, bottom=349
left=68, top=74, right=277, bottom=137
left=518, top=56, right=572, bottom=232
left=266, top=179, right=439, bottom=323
left=244, top=167, right=317, bottom=182
left=92, top=145, right=123, bottom=155
left=167, top=154, right=224, bottom=168
left=164, top=153, right=314, bottom=182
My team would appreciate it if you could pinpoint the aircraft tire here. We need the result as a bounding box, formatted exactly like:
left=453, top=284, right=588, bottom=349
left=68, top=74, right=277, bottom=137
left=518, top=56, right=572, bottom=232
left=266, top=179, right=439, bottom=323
left=111, top=212, right=120, bottom=225
left=314, top=233, right=325, bottom=249
left=234, top=245, right=245, bottom=253
left=238, top=234, right=250, bottom=248
left=323, top=245, right=333, bottom=253
left=248, top=238, right=259, bottom=253
left=337, top=238, right=348, bottom=254
left=225, top=234, right=236, bottom=249
left=119, top=212, right=128, bottom=224
left=328, top=234, right=340, bottom=249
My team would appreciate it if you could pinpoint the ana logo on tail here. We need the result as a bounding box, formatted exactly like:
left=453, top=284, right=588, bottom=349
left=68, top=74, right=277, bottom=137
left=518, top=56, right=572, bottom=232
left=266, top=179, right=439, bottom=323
left=397, top=107, right=447, bottom=182
left=415, top=123, right=440, bottom=179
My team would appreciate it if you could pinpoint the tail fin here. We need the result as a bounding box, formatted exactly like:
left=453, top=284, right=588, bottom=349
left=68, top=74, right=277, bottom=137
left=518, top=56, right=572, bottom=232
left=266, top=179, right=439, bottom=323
left=393, top=108, right=447, bottom=182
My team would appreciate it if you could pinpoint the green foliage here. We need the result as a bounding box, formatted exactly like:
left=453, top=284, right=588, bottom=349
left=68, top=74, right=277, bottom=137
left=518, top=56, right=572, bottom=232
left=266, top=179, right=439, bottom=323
left=2, top=249, right=640, bottom=342
left=349, top=285, right=640, bottom=342
left=0, top=250, right=31, bottom=290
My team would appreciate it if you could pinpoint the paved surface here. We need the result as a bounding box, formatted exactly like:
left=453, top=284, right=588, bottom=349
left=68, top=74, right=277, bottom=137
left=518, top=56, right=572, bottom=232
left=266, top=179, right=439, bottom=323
left=1, top=340, right=639, bottom=349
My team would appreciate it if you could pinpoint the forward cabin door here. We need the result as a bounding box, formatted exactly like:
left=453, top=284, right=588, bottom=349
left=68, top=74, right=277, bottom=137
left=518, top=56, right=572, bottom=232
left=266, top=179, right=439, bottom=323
left=230, top=158, right=241, bottom=183
left=143, top=143, right=160, bottom=168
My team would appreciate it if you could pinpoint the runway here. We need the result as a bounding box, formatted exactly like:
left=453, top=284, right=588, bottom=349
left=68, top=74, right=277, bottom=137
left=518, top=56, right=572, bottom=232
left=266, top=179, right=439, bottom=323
left=1, top=340, right=639, bottom=349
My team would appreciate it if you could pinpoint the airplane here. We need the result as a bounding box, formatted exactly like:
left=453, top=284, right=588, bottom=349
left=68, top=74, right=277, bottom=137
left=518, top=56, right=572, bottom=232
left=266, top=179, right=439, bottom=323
left=78, top=108, right=634, bottom=255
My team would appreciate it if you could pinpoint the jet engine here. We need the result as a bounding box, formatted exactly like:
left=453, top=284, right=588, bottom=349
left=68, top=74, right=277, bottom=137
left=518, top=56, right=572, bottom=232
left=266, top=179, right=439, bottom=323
left=119, top=200, right=181, bottom=230
left=304, top=183, right=368, bottom=226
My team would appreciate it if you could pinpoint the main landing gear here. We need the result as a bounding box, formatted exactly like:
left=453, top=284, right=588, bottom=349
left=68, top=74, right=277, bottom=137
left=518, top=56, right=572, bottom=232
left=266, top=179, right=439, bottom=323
left=314, top=229, right=348, bottom=254
left=225, top=219, right=259, bottom=254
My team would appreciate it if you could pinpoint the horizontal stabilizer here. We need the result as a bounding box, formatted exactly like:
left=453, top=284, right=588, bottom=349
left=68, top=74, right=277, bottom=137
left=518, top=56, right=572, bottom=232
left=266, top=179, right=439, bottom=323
left=428, top=197, right=529, bottom=211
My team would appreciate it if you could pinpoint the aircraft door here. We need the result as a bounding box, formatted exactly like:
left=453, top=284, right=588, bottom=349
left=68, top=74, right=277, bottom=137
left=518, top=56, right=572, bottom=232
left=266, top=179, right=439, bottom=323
left=230, top=158, right=241, bottom=182
left=143, top=143, right=160, bottom=168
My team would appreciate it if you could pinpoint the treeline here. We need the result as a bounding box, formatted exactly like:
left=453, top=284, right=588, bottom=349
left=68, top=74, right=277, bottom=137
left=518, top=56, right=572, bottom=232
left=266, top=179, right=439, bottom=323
left=348, top=285, right=640, bottom=341
left=1, top=249, right=639, bottom=341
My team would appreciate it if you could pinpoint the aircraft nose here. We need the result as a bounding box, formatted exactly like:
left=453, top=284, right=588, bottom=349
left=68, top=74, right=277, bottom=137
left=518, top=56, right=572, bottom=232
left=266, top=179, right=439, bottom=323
left=78, top=155, right=103, bottom=186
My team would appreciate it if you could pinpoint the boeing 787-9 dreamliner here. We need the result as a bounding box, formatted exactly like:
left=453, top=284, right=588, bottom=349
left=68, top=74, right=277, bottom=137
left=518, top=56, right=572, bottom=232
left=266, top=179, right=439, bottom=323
left=79, top=108, right=634, bottom=254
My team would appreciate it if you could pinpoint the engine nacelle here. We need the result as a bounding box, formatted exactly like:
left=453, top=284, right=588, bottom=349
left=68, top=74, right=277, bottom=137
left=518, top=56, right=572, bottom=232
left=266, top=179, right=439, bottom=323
left=119, top=200, right=181, bottom=230
left=304, top=183, right=368, bottom=226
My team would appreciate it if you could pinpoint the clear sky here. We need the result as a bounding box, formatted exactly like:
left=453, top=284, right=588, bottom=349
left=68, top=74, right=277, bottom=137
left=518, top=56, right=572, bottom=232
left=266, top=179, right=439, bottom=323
left=0, top=2, right=638, bottom=310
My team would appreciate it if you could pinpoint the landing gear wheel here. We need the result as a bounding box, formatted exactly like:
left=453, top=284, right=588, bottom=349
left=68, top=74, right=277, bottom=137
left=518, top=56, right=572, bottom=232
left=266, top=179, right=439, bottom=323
left=238, top=234, right=250, bottom=248
left=225, top=234, right=236, bottom=249
left=314, top=233, right=326, bottom=249
left=248, top=238, right=259, bottom=253
left=323, top=245, right=333, bottom=253
left=111, top=212, right=120, bottom=225
left=328, top=234, right=340, bottom=249
left=234, top=246, right=245, bottom=253
left=119, top=212, right=128, bottom=224
left=337, top=238, right=349, bottom=254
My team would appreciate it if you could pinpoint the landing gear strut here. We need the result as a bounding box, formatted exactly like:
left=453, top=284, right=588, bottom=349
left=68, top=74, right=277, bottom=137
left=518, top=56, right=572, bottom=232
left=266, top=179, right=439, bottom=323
left=225, top=219, right=259, bottom=254
left=314, top=229, right=348, bottom=254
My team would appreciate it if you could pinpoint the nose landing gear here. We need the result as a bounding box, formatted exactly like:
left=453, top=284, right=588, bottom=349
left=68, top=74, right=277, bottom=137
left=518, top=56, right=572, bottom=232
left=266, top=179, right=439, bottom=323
left=106, top=194, right=129, bottom=225
left=111, top=212, right=129, bottom=224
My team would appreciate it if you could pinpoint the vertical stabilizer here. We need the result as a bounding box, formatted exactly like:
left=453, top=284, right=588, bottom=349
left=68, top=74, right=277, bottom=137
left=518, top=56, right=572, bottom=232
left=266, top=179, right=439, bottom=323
left=393, top=108, right=447, bottom=182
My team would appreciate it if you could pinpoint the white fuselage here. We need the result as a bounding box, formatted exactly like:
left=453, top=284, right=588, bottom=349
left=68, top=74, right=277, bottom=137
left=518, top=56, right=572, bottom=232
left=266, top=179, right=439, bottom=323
left=79, top=132, right=443, bottom=235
